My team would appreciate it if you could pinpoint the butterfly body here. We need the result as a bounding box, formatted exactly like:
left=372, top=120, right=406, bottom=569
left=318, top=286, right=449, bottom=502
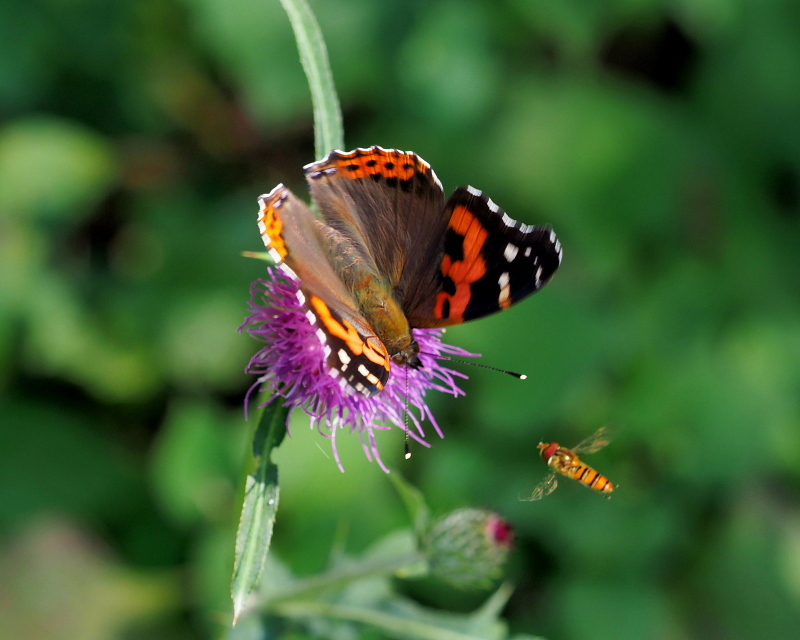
left=258, top=146, right=562, bottom=396
left=318, top=221, right=415, bottom=357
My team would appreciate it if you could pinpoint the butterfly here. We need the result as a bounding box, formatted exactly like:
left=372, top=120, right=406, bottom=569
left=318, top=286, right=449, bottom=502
left=257, top=146, right=562, bottom=396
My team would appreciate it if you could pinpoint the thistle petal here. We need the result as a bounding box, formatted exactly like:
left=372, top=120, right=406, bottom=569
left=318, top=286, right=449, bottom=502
left=241, top=267, right=477, bottom=471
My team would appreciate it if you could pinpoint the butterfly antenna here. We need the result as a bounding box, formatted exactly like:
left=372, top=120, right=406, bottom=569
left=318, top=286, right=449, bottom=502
left=433, top=355, right=527, bottom=380
left=404, top=369, right=411, bottom=459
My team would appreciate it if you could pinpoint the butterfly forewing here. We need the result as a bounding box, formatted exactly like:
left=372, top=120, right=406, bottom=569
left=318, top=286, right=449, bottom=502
left=305, top=147, right=448, bottom=292
left=257, top=185, right=391, bottom=395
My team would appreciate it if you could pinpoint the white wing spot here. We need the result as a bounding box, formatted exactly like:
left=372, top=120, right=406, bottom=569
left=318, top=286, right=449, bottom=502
left=315, top=328, right=327, bottom=345
left=535, top=266, right=543, bottom=285
left=487, top=199, right=499, bottom=213
left=296, top=290, right=306, bottom=305
left=499, top=272, right=511, bottom=306
left=338, top=348, right=351, bottom=365
left=504, top=243, right=519, bottom=262
left=305, top=310, right=316, bottom=324
left=466, top=186, right=482, bottom=197
left=524, top=247, right=532, bottom=257
left=358, top=364, right=370, bottom=377
left=549, top=230, right=556, bottom=243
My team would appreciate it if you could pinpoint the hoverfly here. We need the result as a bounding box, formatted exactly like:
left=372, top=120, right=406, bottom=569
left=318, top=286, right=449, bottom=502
left=522, top=427, right=615, bottom=501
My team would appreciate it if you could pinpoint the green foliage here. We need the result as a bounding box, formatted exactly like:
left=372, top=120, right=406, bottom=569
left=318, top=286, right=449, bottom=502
left=232, top=398, right=288, bottom=623
left=2, top=0, right=800, bottom=639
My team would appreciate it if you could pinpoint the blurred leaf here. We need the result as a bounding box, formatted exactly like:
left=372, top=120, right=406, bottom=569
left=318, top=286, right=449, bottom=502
left=270, top=582, right=519, bottom=640
left=0, top=402, right=138, bottom=527
left=181, top=0, right=308, bottom=124
left=0, top=217, right=47, bottom=315
left=398, top=2, right=500, bottom=128
left=150, top=400, right=239, bottom=527
left=685, top=496, right=800, bottom=640
left=0, top=116, right=118, bottom=220
left=554, top=578, right=679, bottom=640
left=232, top=398, right=289, bottom=624
left=23, top=273, right=160, bottom=402
left=389, top=470, right=431, bottom=538
left=160, top=291, right=253, bottom=392
left=0, top=519, right=179, bottom=640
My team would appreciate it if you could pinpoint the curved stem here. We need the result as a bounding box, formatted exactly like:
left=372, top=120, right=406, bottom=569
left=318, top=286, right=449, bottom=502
left=266, top=552, right=425, bottom=604
left=278, top=0, right=344, bottom=158
left=270, top=601, right=487, bottom=640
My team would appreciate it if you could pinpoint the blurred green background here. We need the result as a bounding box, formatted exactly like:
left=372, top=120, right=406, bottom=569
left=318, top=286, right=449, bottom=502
left=2, top=0, right=800, bottom=639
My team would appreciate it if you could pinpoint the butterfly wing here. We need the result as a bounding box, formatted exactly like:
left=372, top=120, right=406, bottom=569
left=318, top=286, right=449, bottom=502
left=572, top=427, right=612, bottom=456
left=257, top=185, right=391, bottom=395
left=305, top=146, right=449, bottom=294
left=408, top=186, right=563, bottom=327
left=304, top=147, right=562, bottom=330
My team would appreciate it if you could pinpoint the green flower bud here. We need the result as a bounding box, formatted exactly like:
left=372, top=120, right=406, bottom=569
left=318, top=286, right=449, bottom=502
left=423, top=509, right=513, bottom=589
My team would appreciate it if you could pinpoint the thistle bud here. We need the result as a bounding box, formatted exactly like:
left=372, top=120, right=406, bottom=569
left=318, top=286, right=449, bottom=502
left=423, top=509, right=514, bottom=589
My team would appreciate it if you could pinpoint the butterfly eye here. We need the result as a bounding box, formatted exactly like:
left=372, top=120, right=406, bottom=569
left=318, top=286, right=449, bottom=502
left=392, top=341, right=423, bottom=369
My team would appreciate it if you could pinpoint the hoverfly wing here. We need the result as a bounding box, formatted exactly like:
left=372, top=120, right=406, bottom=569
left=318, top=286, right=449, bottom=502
left=573, top=426, right=612, bottom=456
left=521, top=472, right=559, bottom=501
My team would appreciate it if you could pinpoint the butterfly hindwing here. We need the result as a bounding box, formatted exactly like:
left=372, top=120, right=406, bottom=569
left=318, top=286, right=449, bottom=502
left=408, top=186, right=562, bottom=327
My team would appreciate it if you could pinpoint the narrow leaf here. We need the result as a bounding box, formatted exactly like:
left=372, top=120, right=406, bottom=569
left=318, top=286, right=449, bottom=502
left=388, top=471, right=431, bottom=538
left=231, top=398, right=289, bottom=624
left=278, top=0, right=344, bottom=158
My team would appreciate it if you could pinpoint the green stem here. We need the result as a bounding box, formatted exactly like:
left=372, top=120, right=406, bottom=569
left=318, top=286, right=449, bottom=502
left=266, top=552, right=424, bottom=605
left=270, top=601, right=486, bottom=640
left=278, top=0, right=344, bottom=159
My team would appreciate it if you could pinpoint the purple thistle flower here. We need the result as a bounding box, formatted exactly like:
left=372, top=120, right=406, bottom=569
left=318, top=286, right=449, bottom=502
left=241, top=266, right=477, bottom=472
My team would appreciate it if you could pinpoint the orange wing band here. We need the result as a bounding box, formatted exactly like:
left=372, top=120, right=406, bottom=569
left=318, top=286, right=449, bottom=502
left=435, top=205, right=489, bottom=321
left=258, top=195, right=289, bottom=259
left=309, top=296, right=391, bottom=374
left=331, top=148, right=424, bottom=181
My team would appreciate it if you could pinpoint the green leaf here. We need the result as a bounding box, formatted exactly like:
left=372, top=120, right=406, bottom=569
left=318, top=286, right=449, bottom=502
left=278, top=0, right=344, bottom=158
left=0, top=116, right=118, bottom=221
left=231, top=397, right=289, bottom=624
left=271, top=585, right=520, bottom=640
left=388, top=471, right=431, bottom=538
left=150, top=401, right=236, bottom=527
